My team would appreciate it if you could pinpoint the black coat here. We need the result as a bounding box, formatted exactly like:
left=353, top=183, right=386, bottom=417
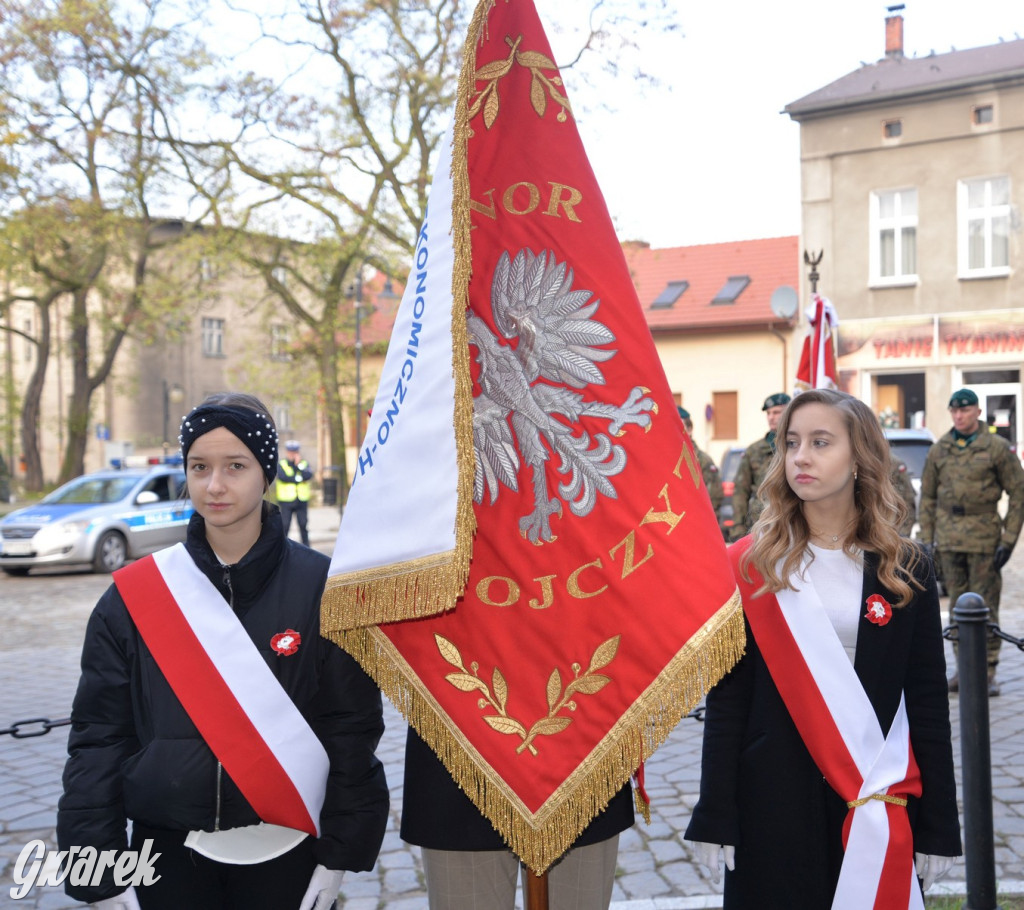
left=57, top=504, right=389, bottom=903
left=685, top=546, right=961, bottom=909
left=400, top=726, right=635, bottom=852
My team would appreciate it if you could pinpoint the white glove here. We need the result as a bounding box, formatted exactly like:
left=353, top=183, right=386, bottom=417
left=915, top=853, right=955, bottom=890
left=90, top=887, right=141, bottom=910
left=298, top=864, right=344, bottom=910
left=688, top=841, right=736, bottom=884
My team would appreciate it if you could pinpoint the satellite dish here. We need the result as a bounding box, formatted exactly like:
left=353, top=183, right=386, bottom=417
left=770, top=285, right=799, bottom=320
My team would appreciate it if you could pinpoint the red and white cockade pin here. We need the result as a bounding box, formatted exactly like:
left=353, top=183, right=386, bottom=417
left=864, top=594, right=893, bottom=626
left=270, top=629, right=302, bottom=656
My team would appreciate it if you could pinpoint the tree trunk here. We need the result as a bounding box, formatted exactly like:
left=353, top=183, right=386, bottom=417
left=19, top=302, right=51, bottom=492
left=58, top=286, right=93, bottom=483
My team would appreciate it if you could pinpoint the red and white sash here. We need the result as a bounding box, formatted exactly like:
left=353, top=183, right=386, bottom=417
left=114, top=544, right=329, bottom=837
left=732, top=541, right=923, bottom=909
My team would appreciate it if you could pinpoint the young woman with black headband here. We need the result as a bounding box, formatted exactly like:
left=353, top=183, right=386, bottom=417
left=58, top=392, right=389, bottom=909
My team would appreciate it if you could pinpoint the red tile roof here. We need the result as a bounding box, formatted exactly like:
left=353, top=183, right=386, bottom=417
left=623, top=236, right=800, bottom=333
left=345, top=236, right=801, bottom=347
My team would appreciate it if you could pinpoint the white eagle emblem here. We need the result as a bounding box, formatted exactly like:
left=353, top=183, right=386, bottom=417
left=469, top=248, right=656, bottom=544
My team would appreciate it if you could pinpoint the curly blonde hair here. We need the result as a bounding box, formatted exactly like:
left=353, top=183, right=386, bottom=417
left=741, top=389, right=921, bottom=606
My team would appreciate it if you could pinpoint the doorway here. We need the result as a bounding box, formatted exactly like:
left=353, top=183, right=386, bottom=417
left=961, top=370, right=1021, bottom=454
left=875, top=372, right=926, bottom=429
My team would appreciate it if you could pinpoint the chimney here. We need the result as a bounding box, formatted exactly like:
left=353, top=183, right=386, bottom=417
left=885, top=5, right=905, bottom=58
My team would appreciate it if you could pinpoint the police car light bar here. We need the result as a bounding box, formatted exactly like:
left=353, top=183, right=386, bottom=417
left=109, top=454, right=184, bottom=469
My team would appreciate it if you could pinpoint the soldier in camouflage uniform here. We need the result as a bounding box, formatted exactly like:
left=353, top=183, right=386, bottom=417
left=890, top=453, right=916, bottom=536
left=918, top=388, right=1024, bottom=696
left=729, top=392, right=790, bottom=541
left=679, top=407, right=723, bottom=513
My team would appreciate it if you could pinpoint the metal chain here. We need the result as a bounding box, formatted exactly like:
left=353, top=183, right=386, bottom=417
left=942, top=623, right=1024, bottom=651
left=0, top=716, right=72, bottom=739
left=36, top=645, right=1024, bottom=739
left=0, top=705, right=708, bottom=739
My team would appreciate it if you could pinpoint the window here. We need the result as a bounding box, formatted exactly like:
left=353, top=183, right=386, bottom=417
left=870, top=188, right=917, bottom=284
left=712, top=391, right=738, bottom=440
left=963, top=369, right=1019, bottom=385
left=958, top=176, right=1010, bottom=276
left=199, top=257, right=216, bottom=282
left=711, top=276, right=750, bottom=305
left=201, top=317, right=225, bottom=357
left=973, top=104, right=994, bottom=126
left=23, top=317, right=33, bottom=362
left=883, top=119, right=902, bottom=139
left=272, top=265, right=288, bottom=287
left=271, top=323, right=292, bottom=361
left=143, top=476, right=173, bottom=502
left=274, top=404, right=290, bottom=434
left=651, top=281, right=689, bottom=308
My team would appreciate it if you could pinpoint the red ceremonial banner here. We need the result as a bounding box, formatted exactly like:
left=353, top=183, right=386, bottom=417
left=323, top=0, right=742, bottom=873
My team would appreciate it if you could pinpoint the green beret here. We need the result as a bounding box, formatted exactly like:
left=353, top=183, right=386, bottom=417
left=949, top=388, right=978, bottom=408
left=763, top=393, right=791, bottom=411
left=677, top=406, right=691, bottom=421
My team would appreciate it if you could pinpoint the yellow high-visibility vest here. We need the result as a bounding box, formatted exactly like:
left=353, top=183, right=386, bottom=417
left=276, top=460, right=312, bottom=502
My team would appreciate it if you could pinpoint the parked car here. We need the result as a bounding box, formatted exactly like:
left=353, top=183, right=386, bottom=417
left=714, top=429, right=934, bottom=543
left=884, top=427, right=936, bottom=517
left=716, top=445, right=747, bottom=541
left=0, top=463, right=193, bottom=575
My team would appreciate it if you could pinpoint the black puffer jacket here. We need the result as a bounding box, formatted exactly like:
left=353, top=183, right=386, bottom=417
left=57, top=503, right=389, bottom=902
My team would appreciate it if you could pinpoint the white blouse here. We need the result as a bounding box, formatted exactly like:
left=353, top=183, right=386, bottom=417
left=803, top=543, right=864, bottom=664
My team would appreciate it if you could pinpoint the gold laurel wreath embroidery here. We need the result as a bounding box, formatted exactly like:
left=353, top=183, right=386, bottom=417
left=435, top=633, right=619, bottom=755
left=468, top=33, right=573, bottom=131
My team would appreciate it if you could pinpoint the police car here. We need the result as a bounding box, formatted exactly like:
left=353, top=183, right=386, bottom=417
left=0, top=461, right=193, bottom=575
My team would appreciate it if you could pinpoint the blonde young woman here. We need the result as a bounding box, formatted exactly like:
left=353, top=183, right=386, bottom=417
left=684, top=389, right=960, bottom=909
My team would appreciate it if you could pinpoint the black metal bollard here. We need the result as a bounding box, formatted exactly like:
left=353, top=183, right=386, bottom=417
left=953, top=592, right=999, bottom=910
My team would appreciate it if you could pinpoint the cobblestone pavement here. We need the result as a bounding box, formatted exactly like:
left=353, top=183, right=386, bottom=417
left=2, top=506, right=1024, bottom=908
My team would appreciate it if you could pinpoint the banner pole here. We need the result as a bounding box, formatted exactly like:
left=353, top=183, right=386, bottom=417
left=524, top=867, right=549, bottom=910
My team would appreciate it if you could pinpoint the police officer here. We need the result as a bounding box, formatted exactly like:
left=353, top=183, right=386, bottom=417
left=918, top=388, right=1024, bottom=696
left=678, top=406, right=723, bottom=514
left=729, top=392, right=790, bottom=541
left=276, top=439, right=314, bottom=546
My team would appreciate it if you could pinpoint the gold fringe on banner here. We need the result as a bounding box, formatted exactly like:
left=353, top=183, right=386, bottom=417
left=335, top=592, right=745, bottom=875
left=322, top=551, right=465, bottom=630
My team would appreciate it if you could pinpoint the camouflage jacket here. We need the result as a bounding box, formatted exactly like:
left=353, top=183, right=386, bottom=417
left=695, top=445, right=724, bottom=513
left=918, top=423, right=1024, bottom=553
left=890, top=454, right=916, bottom=536
left=729, top=434, right=776, bottom=540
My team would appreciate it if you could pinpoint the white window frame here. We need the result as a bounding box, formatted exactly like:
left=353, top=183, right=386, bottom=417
left=201, top=317, right=224, bottom=357
left=270, top=323, right=292, bottom=361
left=869, top=188, right=918, bottom=287
left=274, top=403, right=290, bottom=434
left=958, top=176, right=1011, bottom=278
